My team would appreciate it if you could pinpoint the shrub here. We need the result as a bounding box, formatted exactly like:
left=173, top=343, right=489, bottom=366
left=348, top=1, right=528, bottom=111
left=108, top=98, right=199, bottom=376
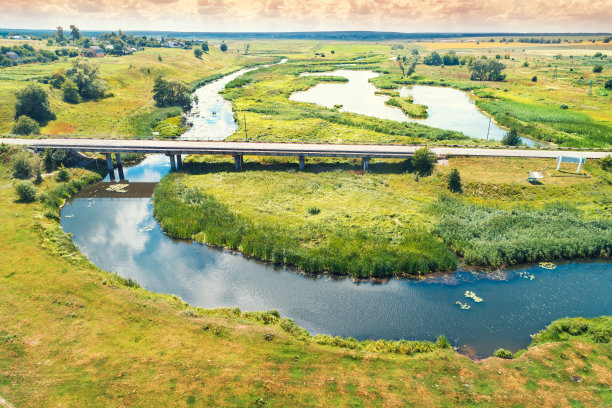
left=15, top=181, right=37, bottom=202
left=61, top=79, right=79, bottom=103
left=502, top=128, right=522, bottom=146
left=448, top=168, right=462, bottom=193
left=560, top=104, right=569, bottom=109
left=592, top=65, right=603, bottom=73
left=605, top=79, right=612, bottom=90
left=600, top=155, right=612, bottom=171
left=307, top=206, right=321, bottom=215
left=493, top=348, right=513, bottom=359
left=12, top=115, right=40, bottom=135
left=435, top=335, right=451, bottom=349
left=531, top=75, right=537, bottom=82
left=14, top=84, right=55, bottom=124
left=11, top=151, right=35, bottom=179
left=411, top=147, right=436, bottom=177
left=56, top=166, right=70, bottom=182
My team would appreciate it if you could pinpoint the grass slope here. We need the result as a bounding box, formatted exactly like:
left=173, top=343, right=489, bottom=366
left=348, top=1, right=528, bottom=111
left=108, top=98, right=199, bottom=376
left=0, top=149, right=611, bottom=406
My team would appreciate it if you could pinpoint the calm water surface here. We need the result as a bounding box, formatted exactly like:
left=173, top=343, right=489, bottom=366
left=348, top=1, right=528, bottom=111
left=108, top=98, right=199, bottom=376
left=290, top=70, right=534, bottom=145
left=61, top=155, right=612, bottom=358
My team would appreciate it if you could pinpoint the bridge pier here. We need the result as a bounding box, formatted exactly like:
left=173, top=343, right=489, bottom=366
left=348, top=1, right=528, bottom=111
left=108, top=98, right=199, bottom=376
left=168, top=154, right=177, bottom=171
left=234, top=154, right=243, bottom=171
left=176, top=154, right=183, bottom=169
left=115, top=153, right=125, bottom=180
left=299, top=155, right=305, bottom=171
left=362, top=157, right=370, bottom=172
left=105, top=153, right=115, bottom=180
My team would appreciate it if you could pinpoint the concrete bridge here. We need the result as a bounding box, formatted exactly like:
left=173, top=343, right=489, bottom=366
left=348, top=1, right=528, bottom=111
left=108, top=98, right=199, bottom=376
left=2, top=138, right=610, bottom=180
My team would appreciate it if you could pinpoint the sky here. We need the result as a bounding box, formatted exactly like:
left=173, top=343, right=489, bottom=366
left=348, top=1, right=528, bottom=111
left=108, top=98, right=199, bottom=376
left=2, top=0, right=611, bottom=33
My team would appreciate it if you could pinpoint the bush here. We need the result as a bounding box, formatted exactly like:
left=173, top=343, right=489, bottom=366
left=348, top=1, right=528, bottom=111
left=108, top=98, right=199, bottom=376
left=592, top=65, right=603, bottom=73
left=435, top=335, right=451, bottom=349
left=55, top=166, right=70, bottom=182
left=15, top=181, right=37, bottom=202
left=12, top=115, right=40, bottom=135
left=14, top=84, right=55, bottom=124
left=531, top=75, right=537, bottom=82
left=307, top=206, right=321, bottom=215
left=61, top=79, right=79, bottom=103
left=11, top=151, right=35, bottom=179
left=600, top=155, right=612, bottom=171
left=411, top=147, right=436, bottom=177
left=447, top=168, right=462, bottom=193
left=493, top=348, right=513, bottom=359
left=559, top=104, right=568, bottom=109
left=605, top=79, right=612, bottom=90
left=502, top=128, right=522, bottom=146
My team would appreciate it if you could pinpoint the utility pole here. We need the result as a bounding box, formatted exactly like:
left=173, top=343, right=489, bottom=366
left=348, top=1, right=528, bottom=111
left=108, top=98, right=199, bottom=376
left=486, top=117, right=491, bottom=141
left=588, top=80, right=593, bottom=96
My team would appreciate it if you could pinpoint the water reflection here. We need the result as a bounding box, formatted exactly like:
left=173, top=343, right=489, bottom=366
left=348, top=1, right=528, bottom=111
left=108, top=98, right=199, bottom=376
left=62, top=174, right=612, bottom=358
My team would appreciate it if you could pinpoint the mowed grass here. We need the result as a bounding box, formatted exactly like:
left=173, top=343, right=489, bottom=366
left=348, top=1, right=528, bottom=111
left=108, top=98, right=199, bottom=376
left=0, top=149, right=611, bottom=406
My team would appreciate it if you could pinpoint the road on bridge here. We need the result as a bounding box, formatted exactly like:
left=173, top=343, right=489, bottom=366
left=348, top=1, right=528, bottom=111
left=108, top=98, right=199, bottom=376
left=2, top=138, right=610, bottom=159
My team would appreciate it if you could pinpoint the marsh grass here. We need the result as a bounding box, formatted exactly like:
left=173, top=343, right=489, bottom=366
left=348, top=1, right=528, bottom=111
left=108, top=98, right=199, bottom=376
left=432, top=196, right=612, bottom=266
left=154, top=172, right=456, bottom=277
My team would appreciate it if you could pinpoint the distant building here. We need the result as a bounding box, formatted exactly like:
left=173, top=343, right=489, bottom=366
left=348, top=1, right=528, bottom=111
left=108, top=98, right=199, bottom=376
left=81, top=46, right=104, bottom=58
left=105, top=45, right=114, bottom=51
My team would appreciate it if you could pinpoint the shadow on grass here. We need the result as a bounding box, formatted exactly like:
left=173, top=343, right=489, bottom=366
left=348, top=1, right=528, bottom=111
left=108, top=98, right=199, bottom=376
left=180, top=158, right=413, bottom=175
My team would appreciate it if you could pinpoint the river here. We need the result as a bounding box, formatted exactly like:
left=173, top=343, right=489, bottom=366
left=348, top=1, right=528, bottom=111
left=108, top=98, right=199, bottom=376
left=60, top=63, right=610, bottom=358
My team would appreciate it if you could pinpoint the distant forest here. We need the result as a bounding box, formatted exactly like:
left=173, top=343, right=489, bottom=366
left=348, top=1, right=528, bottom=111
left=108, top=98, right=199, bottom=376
left=1, top=29, right=611, bottom=41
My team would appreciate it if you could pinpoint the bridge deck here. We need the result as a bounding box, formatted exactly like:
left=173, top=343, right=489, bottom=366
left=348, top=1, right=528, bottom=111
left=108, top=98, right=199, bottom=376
left=2, top=138, right=610, bottom=159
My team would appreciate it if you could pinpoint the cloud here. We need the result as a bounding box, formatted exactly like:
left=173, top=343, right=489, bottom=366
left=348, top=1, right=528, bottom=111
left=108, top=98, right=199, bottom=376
left=0, top=0, right=610, bottom=31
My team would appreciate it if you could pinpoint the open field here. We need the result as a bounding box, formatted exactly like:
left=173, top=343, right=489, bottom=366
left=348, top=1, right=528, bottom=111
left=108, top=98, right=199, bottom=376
left=0, top=146, right=611, bottom=407
left=152, top=154, right=612, bottom=276
left=1, top=39, right=610, bottom=148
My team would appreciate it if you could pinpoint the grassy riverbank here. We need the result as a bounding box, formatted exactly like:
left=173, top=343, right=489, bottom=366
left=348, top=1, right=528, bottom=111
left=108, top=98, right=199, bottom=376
left=153, top=155, right=612, bottom=276
left=1, top=148, right=611, bottom=406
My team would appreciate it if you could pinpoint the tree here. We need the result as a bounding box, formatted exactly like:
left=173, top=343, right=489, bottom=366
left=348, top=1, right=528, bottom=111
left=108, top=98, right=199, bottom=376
left=423, top=51, right=442, bottom=66
left=201, top=41, right=209, bottom=53
left=65, top=58, right=107, bottom=100
left=158, top=54, right=162, bottom=61
left=469, top=60, right=506, bottom=81
left=593, top=65, right=603, bottom=73
left=152, top=77, right=191, bottom=110
left=56, top=26, right=65, bottom=42
left=220, top=42, right=228, bottom=52
left=502, top=128, right=522, bottom=146
left=69, top=25, right=81, bottom=41
left=14, top=84, right=55, bottom=124
left=12, top=115, right=40, bottom=135
left=532, top=75, right=537, bottom=82
left=448, top=168, right=462, bottom=193
left=15, top=181, right=37, bottom=202
left=244, top=44, right=250, bottom=55
left=62, top=79, right=79, bottom=103
left=194, top=48, right=203, bottom=59
left=605, top=79, right=612, bottom=90
left=442, top=51, right=459, bottom=65
left=411, top=147, right=436, bottom=177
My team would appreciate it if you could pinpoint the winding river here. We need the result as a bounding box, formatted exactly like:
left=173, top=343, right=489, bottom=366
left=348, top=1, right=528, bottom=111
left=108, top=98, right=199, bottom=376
left=60, top=64, right=611, bottom=358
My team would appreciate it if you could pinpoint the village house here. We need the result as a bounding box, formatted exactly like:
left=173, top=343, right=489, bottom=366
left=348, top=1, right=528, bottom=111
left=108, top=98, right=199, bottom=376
left=81, top=46, right=104, bottom=58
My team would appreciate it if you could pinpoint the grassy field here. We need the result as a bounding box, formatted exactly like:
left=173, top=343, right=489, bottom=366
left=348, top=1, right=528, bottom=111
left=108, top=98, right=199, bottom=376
left=1, top=38, right=610, bottom=147
left=152, top=154, right=612, bottom=276
left=0, top=43, right=275, bottom=136
left=1, top=147, right=611, bottom=406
